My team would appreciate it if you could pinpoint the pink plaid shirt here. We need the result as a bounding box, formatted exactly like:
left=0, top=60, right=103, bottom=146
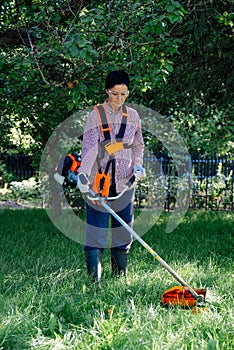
left=79, top=101, right=144, bottom=193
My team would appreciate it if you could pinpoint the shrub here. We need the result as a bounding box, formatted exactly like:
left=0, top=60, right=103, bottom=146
left=0, top=160, right=13, bottom=187
left=191, top=162, right=233, bottom=209
left=9, top=177, right=40, bottom=200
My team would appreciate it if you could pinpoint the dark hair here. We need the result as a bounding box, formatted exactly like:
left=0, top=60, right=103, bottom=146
left=105, top=70, right=130, bottom=89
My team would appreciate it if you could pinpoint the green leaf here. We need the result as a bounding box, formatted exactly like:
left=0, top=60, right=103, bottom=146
left=69, top=45, right=80, bottom=57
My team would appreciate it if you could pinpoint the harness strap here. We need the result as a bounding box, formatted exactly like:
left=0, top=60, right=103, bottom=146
left=94, top=104, right=129, bottom=144
left=104, top=157, right=117, bottom=196
left=116, top=104, right=128, bottom=141
left=93, top=104, right=129, bottom=196
left=93, top=104, right=111, bottom=142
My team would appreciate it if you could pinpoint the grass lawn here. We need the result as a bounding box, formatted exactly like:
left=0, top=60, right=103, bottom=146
left=0, top=208, right=233, bottom=350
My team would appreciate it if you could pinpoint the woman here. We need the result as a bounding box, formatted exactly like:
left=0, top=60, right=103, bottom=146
left=78, top=70, right=145, bottom=283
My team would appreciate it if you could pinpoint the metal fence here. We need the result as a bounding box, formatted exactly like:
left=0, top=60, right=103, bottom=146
left=0, top=153, right=233, bottom=210
left=0, top=154, right=35, bottom=181
left=143, top=152, right=233, bottom=211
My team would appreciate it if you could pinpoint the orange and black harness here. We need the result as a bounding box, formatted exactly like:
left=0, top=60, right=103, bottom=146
left=92, top=104, right=130, bottom=197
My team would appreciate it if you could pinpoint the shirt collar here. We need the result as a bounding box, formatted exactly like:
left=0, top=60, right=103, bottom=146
left=103, top=100, right=122, bottom=115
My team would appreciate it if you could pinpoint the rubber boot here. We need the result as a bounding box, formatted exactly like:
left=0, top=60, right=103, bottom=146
left=85, top=249, right=102, bottom=284
left=111, top=248, right=128, bottom=277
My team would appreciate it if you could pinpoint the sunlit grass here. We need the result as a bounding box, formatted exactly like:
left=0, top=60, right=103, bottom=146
left=0, top=209, right=233, bottom=349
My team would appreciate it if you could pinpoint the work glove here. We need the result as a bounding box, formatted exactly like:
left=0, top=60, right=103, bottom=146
left=134, top=164, right=146, bottom=181
left=77, top=172, right=90, bottom=193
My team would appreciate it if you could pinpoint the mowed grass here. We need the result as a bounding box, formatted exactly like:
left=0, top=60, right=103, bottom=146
left=0, top=208, right=233, bottom=350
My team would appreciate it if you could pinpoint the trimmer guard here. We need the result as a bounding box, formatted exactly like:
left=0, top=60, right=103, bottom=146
left=162, top=286, right=206, bottom=307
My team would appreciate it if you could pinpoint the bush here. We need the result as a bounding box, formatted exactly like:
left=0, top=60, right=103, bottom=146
left=134, top=171, right=168, bottom=208
left=9, top=177, right=40, bottom=200
left=63, top=185, right=85, bottom=210
left=0, top=160, right=13, bottom=187
left=191, top=162, right=233, bottom=209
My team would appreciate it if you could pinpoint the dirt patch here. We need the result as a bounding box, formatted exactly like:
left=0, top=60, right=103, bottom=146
left=0, top=200, right=42, bottom=209
left=0, top=200, right=22, bottom=208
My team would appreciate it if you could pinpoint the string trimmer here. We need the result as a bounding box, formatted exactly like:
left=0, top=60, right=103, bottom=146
left=80, top=174, right=207, bottom=310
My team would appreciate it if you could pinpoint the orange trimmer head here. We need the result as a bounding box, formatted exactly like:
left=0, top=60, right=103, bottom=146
left=162, top=286, right=207, bottom=307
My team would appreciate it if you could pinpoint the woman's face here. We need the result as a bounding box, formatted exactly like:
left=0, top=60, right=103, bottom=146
left=106, top=84, right=129, bottom=111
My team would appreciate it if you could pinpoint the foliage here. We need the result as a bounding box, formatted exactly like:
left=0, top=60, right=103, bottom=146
left=191, top=162, right=233, bottom=210
left=63, top=185, right=85, bottom=210
left=0, top=0, right=186, bottom=158
left=0, top=209, right=233, bottom=349
left=0, top=0, right=233, bottom=163
left=145, top=0, right=234, bottom=154
left=8, top=177, right=40, bottom=200
left=0, top=160, right=13, bottom=187
left=170, top=106, right=234, bottom=155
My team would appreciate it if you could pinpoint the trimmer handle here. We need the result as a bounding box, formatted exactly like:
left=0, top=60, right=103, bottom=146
left=78, top=173, right=96, bottom=196
left=79, top=173, right=88, bottom=185
left=85, top=174, right=136, bottom=201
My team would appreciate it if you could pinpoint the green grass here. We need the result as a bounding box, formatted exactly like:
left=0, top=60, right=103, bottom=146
left=0, top=208, right=233, bottom=350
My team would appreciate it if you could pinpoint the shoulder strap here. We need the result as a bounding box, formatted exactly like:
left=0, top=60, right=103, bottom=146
left=94, top=104, right=129, bottom=142
left=116, top=104, right=128, bottom=141
left=94, top=104, right=111, bottom=141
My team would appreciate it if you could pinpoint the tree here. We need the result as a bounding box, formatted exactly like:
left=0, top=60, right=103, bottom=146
left=0, top=0, right=233, bottom=162
left=154, top=0, right=234, bottom=154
